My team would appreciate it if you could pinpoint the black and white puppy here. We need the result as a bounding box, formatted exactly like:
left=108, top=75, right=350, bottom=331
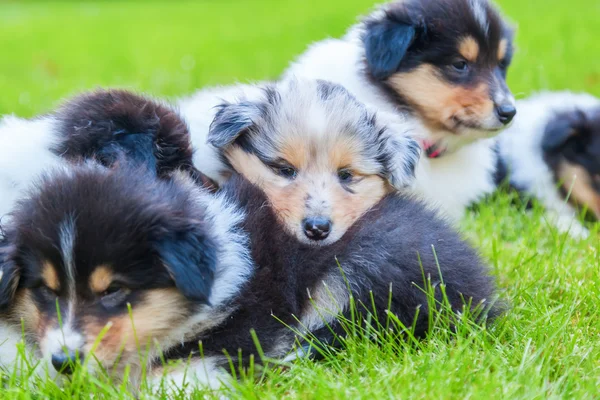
left=284, top=0, right=516, bottom=220
left=0, top=89, right=216, bottom=221
left=496, top=92, right=600, bottom=238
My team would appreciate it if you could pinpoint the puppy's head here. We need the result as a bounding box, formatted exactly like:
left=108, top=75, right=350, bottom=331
left=208, top=79, right=420, bottom=245
left=542, top=107, right=600, bottom=219
left=0, top=163, right=217, bottom=378
left=362, top=0, right=515, bottom=142
left=52, top=89, right=218, bottom=192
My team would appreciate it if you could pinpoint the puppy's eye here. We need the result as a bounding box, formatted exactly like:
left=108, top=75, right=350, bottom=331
left=276, top=166, right=298, bottom=179
left=452, top=60, right=469, bottom=72
left=337, top=169, right=353, bottom=183
left=100, top=284, right=130, bottom=309
left=37, top=285, right=58, bottom=300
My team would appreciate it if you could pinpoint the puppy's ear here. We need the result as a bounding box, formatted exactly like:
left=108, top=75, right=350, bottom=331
left=542, top=110, right=588, bottom=152
left=156, top=227, right=217, bottom=304
left=0, top=238, right=19, bottom=311
left=208, top=102, right=264, bottom=149
left=380, top=135, right=421, bottom=190
left=363, top=11, right=418, bottom=80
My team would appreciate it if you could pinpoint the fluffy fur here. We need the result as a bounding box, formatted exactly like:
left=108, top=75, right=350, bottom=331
left=0, top=89, right=216, bottom=221
left=496, top=91, right=600, bottom=238
left=0, top=161, right=251, bottom=388
left=155, top=172, right=500, bottom=391
left=284, top=0, right=516, bottom=220
left=182, top=78, right=421, bottom=245
left=1, top=92, right=499, bottom=393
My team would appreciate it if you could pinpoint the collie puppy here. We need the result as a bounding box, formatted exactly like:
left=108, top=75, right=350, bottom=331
left=0, top=161, right=251, bottom=388
left=202, top=78, right=420, bottom=245
left=0, top=164, right=499, bottom=394
left=496, top=92, right=600, bottom=238
left=0, top=89, right=215, bottom=221
left=284, top=0, right=516, bottom=220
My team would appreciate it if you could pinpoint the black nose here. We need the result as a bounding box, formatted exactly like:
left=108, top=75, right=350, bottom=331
left=496, top=104, right=517, bottom=125
left=303, top=217, right=332, bottom=241
left=51, top=351, right=81, bottom=374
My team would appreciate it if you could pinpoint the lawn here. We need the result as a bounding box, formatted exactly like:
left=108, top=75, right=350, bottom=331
left=1, top=0, right=599, bottom=399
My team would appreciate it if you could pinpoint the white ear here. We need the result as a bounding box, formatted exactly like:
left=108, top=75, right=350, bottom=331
left=374, top=111, right=421, bottom=190
left=383, top=135, right=421, bottom=190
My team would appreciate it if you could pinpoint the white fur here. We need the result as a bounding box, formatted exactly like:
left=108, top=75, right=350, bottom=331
left=0, top=115, right=63, bottom=221
left=301, top=273, right=349, bottom=332
left=497, top=91, right=600, bottom=238
left=150, top=356, right=231, bottom=394
left=177, top=83, right=266, bottom=185
left=283, top=26, right=498, bottom=221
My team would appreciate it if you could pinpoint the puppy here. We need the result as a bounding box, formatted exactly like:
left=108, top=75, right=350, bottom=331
left=0, top=161, right=252, bottom=388
left=496, top=92, right=600, bottom=238
left=0, top=89, right=215, bottom=221
left=184, top=78, right=421, bottom=245
left=0, top=164, right=499, bottom=393
left=284, top=0, right=516, bottom=220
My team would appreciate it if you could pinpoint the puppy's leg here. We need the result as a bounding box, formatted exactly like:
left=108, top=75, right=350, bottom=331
left=149, top=356, right=232, bottom=396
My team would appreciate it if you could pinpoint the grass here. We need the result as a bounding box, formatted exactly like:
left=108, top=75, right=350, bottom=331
left=1, top=0, right=599, bottom=398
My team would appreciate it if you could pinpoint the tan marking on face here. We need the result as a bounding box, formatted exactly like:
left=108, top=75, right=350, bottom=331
left=498, top=39, right=508, bottom=61
left=12, top=289, right=42, bottom=334
left=225, top=136, right=390, bottom=244
left=458, top=36, right=479, bottom=62
left=388, top=65, right=494, bottom=132
left=82, top=288, right=191, bottom=373
left=42, top=261, right=60, bottom=292
left=89, top=265, right=113, bottom=293
left=559, top=161, right=600, bottom=219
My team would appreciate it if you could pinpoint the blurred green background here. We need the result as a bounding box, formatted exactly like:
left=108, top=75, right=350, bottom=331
left=0, top=0, right=599, bottom=117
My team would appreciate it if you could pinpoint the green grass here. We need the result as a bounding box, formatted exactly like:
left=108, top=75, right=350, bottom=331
left=1, top=0, right=600, bottom=398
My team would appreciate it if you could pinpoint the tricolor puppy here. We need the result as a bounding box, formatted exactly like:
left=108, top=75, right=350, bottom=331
left=0, top=89, right=215, bottom=221
left=0, top=161, right=251, bottom=388
left=284, top=0, right=516, bottom=220
left=496, top=92, right=600, bottom=238
left=199, top=78, right=420, bottom=245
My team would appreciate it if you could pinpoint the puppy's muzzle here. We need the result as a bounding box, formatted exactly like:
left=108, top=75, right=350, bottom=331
left=303, top=217, right=332, bottom=241
left=495, top=103, right=517, bottom=125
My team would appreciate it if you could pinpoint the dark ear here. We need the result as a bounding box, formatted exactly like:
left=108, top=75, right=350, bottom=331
left=542, top=110, right=587, bottom=152
left=380, top=135, right=421, bottom=190
left=207, top=102, right=264, bottom=149
left=0, top=239, right=19, bottom=311
left=156, top=227, right=217, bottom=304
left=363, top=15, right=417, bottom=80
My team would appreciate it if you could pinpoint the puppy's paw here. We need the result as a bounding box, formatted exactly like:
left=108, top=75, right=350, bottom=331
left=554, top=215, right=589, bottom=239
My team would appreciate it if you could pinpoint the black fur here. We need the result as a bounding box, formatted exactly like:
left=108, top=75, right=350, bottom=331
left=362, top=0, right=514, bottom=109
left=2, top=163, right=217, bottom=308
left=542, top=108, right=600, bottom=177
left=52, top=89, right=217, bottom=191
left=162, top=174, right=499, bottom=367
left=543, top=107, right=600, bottom=206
